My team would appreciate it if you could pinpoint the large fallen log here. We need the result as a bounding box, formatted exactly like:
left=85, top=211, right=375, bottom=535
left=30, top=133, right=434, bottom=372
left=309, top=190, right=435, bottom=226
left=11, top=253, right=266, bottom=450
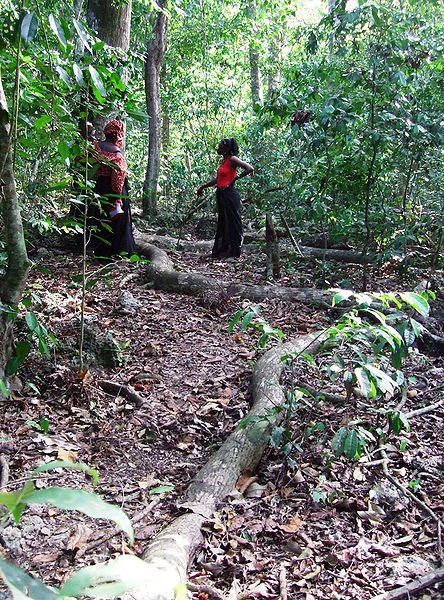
left=123, top=332, right=324, bottom=600
left=136, top=231, right=375, bottom=264
left=135, top=234, right=333, bottom=309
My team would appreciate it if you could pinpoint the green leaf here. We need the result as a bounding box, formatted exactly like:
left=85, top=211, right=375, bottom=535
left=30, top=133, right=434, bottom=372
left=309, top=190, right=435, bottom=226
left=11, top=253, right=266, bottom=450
left=241, top=310, right=257, bottom=331
left=149, top=484, right=174, bottom=495
left=55, top=66, right=73, bottom=88
left=0, top=379, right=8, bottom=398
left=0, top=481, right=35, bottom=523
left=399, top=292, right=429, bottom=317
left=73, top=19, right=92, bottom=52
left=34, top=115, right=52, bottom=130
left=25, top=488, right=134, bottom=543
left=343, top=429, right=358, bottom=459
left=32, top=460, right=99, bottom=486
left=331, top=289, right=353, bottom=306
left=331, top=426, right=348, bottom=456
left=20, top=13, right=39, bottom=45
left=60, top=555, right=152, bottom=598
left=48, top=14, right=66, bottom=48
left=25, top=312, right=38, bottom=332
left=0, top=557, right=58, bottom=600
left=355, top=367, right=373, bottom=398
left=88, top=66, right=107, bottom=97
left=73, top=63, right=84, bottom=87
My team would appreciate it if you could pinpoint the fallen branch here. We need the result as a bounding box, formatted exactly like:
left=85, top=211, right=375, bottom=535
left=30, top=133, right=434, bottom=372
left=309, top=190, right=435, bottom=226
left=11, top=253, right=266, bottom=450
left=122, top=332, right=324, bottom=600
left=279, top=565, right=288, bottom=600
left=377, top=447, right=444, bottom=562
left=187, top=582, right=226, bottom=600
left=97, top=379, right=145, bottom=407
left=370, top=565, right=444, bottom=600
left=406, top=398, right=444, bottom=419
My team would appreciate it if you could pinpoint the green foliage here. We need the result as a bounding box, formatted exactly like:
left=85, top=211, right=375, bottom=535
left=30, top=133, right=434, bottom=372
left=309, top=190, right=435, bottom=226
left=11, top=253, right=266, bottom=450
left=228, top=305, right=285, bottom=348
left=0, top=460, right=183, bottom=599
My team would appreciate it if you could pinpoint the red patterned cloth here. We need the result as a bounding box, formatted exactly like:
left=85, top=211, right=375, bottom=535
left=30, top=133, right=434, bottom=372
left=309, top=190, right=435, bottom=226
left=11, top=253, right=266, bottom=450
left=94, top=120, right=127, bottom=194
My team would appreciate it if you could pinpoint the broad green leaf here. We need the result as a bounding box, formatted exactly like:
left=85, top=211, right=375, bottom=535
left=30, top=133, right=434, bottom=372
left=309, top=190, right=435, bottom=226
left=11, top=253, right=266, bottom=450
left=0, top=481, right=35, bottom=523
left=25, top=311, right=38, bottom=332
left=0, top=379, right=8, bottom=398
left=48, top=14, right=66, bottom=48
left=60, top=555, right=152, bottom=598
left=0, top=557, right=58, bottom=600
left=55, top=66, right=73, bottom=89
left=73, top=19, right=92, bottom=52
left=33, top=460, right=99, bottom=485
left=331, top=289, right=353, bottom=306
left=149, top=485, right=174, bottom=495
left=34, top=115, right=52, bottom=129
left=73, top=63, right=84, bottom=87
left=355, top=367, right=373, bottom=398
left=20, top=13, right=38, bottom=45
left=365, top=365, right=396, bottom=395
left=88, top=66, right=107, bottom=97
left=331, top=426, right=348, bottom=456
left=25, top=487, right=134, bottom=543
left=410, top=318, right=423, bottom=338
left=399, top=292, right=429, bottom=317
left=57, top=141, right=70, bottom=160
left=241, top=310, right=257, bottom=331
left=343, top=429, right=358, bottom=459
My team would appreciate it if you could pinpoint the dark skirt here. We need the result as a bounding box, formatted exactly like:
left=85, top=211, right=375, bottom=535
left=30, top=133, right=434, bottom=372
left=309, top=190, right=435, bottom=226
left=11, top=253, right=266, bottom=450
left=212, top=186, right=243, bottom=258
left=88, top=176, right=136, bottom=257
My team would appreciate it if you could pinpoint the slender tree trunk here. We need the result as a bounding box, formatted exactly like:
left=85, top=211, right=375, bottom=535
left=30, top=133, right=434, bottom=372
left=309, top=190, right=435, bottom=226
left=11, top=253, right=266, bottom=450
left=0, top=74, right=31, bottom=386
left=142, top=2, right=168, bottom=218
left=266, top=36, right=281, bottom=101
left=249, top=44, right=261, bottom=107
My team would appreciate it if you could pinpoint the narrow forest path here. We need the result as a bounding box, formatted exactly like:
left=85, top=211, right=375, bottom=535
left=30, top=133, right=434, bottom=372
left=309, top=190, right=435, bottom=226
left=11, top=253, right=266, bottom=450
left=0, top=232, right=443, bottom=600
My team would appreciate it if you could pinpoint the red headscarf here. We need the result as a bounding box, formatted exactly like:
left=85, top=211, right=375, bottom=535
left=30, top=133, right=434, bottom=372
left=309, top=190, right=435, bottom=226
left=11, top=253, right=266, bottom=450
left=103, top=119, right=125, bottom=148
left=95, top=120, right=127, bottom=194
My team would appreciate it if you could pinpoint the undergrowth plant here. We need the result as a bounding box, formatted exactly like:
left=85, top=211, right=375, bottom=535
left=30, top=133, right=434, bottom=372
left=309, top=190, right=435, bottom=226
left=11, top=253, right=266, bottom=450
left=0, top=460, right=186, bottom=599
left=229, top=289, right=434, bottom=467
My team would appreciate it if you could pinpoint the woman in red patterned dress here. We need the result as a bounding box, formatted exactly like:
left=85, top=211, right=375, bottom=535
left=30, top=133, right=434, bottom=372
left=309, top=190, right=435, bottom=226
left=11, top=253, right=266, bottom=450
left=89, top=120, right=136, bottom=257
left=197, top=138, right=254, bottom=260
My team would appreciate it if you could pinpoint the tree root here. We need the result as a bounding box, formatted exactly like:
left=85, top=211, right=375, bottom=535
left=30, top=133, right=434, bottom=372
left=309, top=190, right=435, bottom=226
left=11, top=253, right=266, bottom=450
left=370, top=565, right=444, bottom=600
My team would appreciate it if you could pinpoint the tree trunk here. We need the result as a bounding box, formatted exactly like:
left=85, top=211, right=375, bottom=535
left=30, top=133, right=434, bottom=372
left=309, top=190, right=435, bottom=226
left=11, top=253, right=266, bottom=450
left=248, top=1, right=262, bottom=108
left=0, top=74, right=31, bottom=386
left=87, top=0, right=131, bottom=51
left=142, top=2, right=168, bottom=218
left=86, top=0, right=132, bottom=137
left=266, top=36, right=281, bottom=101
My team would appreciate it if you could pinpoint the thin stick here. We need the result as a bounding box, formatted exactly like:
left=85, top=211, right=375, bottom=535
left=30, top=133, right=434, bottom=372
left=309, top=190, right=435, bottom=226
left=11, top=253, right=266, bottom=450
left=370, top=566, right=444, bottom=600
left=280, top=213, right=303, bottom=256
left=279, top=564, right=288, bottom=600
left=406, top=398, right=444, bottom=419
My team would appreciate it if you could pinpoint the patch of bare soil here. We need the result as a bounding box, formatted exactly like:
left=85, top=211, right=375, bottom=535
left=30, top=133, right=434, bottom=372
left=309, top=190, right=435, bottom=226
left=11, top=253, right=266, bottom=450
left=0, top=237, right=442, bottom=599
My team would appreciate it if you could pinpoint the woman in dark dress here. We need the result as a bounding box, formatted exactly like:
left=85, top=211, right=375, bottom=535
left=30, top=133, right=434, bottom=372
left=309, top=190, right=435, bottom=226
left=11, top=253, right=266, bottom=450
left=89, top=119, right=136, bottom=257
left=197, top=138, right=254, bottom=260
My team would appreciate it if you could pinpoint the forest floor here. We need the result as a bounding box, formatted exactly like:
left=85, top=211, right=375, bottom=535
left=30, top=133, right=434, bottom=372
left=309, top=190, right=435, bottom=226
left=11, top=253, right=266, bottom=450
left=0, top=225, right=443, bottom=600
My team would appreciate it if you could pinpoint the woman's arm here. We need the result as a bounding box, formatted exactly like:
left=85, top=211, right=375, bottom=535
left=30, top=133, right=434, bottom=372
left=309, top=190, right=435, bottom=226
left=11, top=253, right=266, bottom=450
left=230, top=156, right=254, bottom=182
left=196, top=177, right=217, bottom=196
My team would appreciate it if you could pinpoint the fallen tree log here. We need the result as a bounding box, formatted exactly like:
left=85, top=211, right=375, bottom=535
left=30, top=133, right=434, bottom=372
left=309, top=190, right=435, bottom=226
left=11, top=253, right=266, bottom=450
left=135, top=231, right=375, bottom=264
left=135, top=234, right=334, bottom=309
left=123, top=332, right=324, bottom=600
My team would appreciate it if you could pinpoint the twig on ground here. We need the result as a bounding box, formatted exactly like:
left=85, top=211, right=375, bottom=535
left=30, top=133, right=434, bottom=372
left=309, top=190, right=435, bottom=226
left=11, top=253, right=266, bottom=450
left=370, top=565, right=444, bottom=600
left=0, top=455, right=9, bottom=490
left=406, top=398, right=444, bottom=419
left=377, top=446, right=444, bottom=562
left=296, top=382, right=346, bottom=404
left=187, top=582, right=226, bottom=600
left=97, top=379, right=144, bottom=407
left=279, top=565, right=288, bottom=600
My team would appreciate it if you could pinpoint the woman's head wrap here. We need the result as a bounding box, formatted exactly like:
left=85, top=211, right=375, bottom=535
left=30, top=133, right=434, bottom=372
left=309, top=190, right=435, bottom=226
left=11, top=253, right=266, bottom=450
left=104, top=120, right=125, bottom=147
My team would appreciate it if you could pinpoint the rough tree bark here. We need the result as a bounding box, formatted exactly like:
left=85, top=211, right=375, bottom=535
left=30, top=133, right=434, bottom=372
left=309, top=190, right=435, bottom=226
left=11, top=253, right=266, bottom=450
left=123, top=332, right=323, bottom=600
left=142, top=1, right=168, bottom=218
left=0, top=74, right=31, bottom=386
left=86, top=0, right=132, bottom=135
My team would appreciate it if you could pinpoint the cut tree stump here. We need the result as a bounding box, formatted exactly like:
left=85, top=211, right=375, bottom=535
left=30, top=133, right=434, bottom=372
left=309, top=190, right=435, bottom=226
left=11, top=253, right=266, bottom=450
left=123, top=332, right=324, bottom=600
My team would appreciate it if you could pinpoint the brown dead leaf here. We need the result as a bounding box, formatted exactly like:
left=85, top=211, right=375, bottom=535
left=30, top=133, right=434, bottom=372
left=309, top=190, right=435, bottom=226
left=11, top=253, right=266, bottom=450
left=279, top=515, right=303, bottom=533
left=236, top=472, right=258, bottom=494
left=57, top=448, right=77, bottom=462
left=67, top=523, right=93, bottom=551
